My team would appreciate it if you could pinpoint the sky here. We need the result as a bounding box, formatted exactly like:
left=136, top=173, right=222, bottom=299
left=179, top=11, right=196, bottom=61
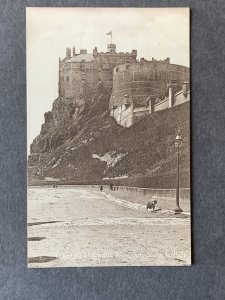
left=27, top=7, right=190, bottom=151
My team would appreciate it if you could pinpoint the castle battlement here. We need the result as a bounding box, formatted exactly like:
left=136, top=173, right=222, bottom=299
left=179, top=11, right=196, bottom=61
left=113, top=60, right=189, bottom=75
left=61, top=45, right=137, bottom=63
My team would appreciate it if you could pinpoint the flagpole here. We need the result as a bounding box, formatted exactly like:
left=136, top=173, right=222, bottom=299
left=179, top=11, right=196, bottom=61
left=111, top=32, right=112, bottom=44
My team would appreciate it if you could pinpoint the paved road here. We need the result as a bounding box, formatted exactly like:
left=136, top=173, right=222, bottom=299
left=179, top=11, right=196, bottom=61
left=28, top=186, right=191, bottom=267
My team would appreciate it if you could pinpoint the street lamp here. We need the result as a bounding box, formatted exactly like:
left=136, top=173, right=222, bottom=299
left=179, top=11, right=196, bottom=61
left=174, top=131, right=183, bottom=213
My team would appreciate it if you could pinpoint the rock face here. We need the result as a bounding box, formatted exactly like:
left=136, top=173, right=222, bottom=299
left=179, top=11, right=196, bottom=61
left=28, top=87, right=190, bottom=187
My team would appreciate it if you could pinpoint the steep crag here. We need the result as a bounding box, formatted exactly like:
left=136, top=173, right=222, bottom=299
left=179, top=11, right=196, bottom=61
left=28, top=90, right=190, bottom=187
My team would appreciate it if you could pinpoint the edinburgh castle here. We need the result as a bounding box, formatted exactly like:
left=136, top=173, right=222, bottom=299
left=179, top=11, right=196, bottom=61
left=29, top=41, right=190, bottom=184
left=59, top=43, right=190, bottom=127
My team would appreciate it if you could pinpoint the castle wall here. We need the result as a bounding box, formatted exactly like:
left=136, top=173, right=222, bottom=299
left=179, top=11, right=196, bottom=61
left=154, top=98, right=169, bottom=112
left=173, top=91, right=190, bottom=107
left=109, top=61, right=190, bottom=109
left=120, top=105, right=133, bottom=127
left=111, top=104, right=134, bottom=128
left=110, top=87, right=190, bottom=128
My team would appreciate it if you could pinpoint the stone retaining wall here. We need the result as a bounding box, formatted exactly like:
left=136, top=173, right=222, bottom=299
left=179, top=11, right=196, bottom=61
left=116, top=186, right=190, bottom=211
left=118, top=185, right=189, bottom=199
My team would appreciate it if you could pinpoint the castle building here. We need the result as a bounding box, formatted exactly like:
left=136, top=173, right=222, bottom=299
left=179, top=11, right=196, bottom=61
left=58, top=43, right=190, bottom=127
left=109, top=58, right=190, bottom=127
left=58, top=44, right=137, bottom=105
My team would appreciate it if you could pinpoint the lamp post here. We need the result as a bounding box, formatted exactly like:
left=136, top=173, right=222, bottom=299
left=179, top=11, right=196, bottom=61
left=174, top=131, right=183, bottom=213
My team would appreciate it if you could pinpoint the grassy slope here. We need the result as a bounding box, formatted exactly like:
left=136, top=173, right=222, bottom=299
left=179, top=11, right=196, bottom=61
left=30, top=101, right=190, bottom=186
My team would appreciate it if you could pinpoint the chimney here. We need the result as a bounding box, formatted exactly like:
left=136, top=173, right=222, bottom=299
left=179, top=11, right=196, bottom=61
left=132, top=50, right=137, bottom=57
left=66, top=47, right=71, bottom=59
left=72, top=46, right=76, bottom=56
left=182, top=81, right=189, bottom=96
left=164, top=57, right=170, bottom=64
left=93, top=47, right=98, bottom=57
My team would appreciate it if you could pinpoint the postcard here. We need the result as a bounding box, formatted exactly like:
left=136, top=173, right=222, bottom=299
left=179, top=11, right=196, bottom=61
left=27, top=7, right=191, bottom=267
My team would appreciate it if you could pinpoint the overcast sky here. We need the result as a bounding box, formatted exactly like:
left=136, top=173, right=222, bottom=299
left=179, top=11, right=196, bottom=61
left=27, top=7, right=190, bottom=150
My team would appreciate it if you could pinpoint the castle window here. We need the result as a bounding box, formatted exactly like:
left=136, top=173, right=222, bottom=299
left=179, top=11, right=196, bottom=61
left=66, top=76, right=69, bottom=82
left=116, top=67, right=119, bottom=72
left=126, top=65, right=130, bottom=70
left=103, top=64, right=109, bottom=70
left=119, top=73, right=124, bottom=83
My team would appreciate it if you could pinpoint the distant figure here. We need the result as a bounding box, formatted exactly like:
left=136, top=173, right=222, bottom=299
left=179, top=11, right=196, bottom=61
left=100, top=185, right=103, bottom=192
left=146, top=200, right=157, bottom=211
left=110, top=183, right=113, bottom=191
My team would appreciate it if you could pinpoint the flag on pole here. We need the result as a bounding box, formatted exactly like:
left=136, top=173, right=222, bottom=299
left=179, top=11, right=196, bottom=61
left=106, top=31, right=112, bottom=43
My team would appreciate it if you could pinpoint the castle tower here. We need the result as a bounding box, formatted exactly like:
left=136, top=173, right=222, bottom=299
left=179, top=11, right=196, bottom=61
left=107, top=43, right=116, bottom=53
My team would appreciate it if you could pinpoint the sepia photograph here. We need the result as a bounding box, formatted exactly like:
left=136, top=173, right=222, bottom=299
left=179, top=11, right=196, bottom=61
left=27, top=7, right=191, bottom=267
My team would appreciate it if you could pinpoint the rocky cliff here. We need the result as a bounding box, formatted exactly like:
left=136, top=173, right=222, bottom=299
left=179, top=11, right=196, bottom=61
left=28, top=93, right=190, bottom=186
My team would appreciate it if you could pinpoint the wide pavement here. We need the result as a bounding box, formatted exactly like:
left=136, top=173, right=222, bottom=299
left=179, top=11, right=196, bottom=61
left=28, top=186, right=191, bottom=267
